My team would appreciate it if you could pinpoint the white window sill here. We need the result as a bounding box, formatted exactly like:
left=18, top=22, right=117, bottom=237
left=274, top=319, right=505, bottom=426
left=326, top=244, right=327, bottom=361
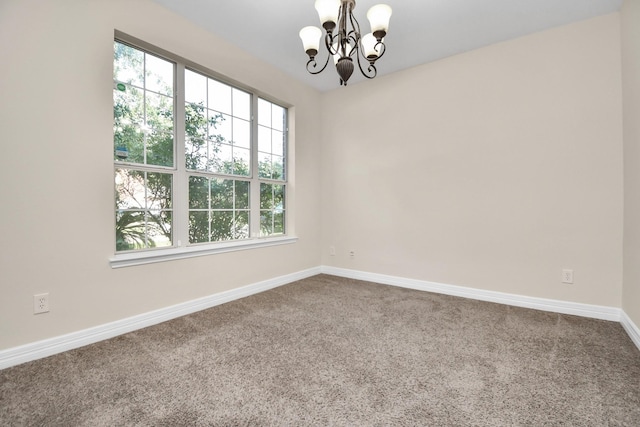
left=110, top=236, right=298, bottom=269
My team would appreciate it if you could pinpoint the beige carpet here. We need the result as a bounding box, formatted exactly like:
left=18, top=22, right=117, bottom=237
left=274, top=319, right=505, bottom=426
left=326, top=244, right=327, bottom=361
left=1, top=274, right=639, bottom=426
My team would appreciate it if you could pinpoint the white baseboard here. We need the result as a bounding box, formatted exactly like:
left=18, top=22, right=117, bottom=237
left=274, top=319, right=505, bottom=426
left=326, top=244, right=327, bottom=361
left=621, top=310, right=640, bottom=350
left=321, top=266, right=622, bottom=321
left=0, top=267, right=321, bottom=370
left=2, top=265, right=638, bottom=370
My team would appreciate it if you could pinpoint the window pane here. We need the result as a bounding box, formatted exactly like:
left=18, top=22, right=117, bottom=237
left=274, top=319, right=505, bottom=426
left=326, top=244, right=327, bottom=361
left=272, top=104, right=285, bottom=131
left=260, top=210, right=273, bottom=236
left=146, top=92, right=173, bottom=135
left=189, top=211, right=209, bottom=244
left=189, top=176, right=209, bottom=209
left=115, top=169, right=145, bottom=209
left=259, top=153, right=272, bottom=179
left=233, top=148, right=250, bottom=176
left=145, top=92, right=174, bottom=167
left=210, top=178, right=234, bottom=209
left=114, top=86, right=144, bottom=164
left=210, top=143, right=232, bottom=174
left=116, top=210, right=146, bottom=251
left=209, top=79, right=231, bottom=115
left=233, top=118, right=250, bottom=149
left=274, top=211, right=285, bottom=234
left=114, top=42, right=143, bottom=87
left=115, top=214, right=172, bottom=251
left=258, top=125, right=271, bottom=153
left=211, top=211, right=234, bottom=241
left=271, top=130, right=284, bottom=156
left=147, top=210, right=172, bottom=248
left=232, top=88, right=250, bottom=121
left=145, top=54, right=173, bottom=96
left=185, top=103, right=207, bottom=141
left=114, top=84, right=144, bottom=126
left=146, top=132, right=173, bottom=167
left=185, top=69, right=206, bottom=105
left=209, top=112, right=229, bottom=143
left=260, top=183, right=273, bottom=210
left=272, top=155, right=284, bottom=180
left=258, top=98, right=271, bottom=127
left=146, top=172, right=172, bottom=209
left=185, top=138, right=207, bottom=170
left=273, top=184, right=285, bottom=208
left=235, top=211, right=250, bottom=239
left=235, top=180, right=249, bottom=209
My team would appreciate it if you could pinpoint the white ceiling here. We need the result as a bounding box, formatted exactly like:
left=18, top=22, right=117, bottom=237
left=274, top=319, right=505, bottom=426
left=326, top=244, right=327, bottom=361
left=151, top=0, right=623, bottom=92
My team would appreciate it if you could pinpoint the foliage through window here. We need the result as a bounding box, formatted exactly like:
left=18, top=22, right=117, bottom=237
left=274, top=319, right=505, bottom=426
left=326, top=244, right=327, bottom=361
left=113, top=39, right=287, bottom=253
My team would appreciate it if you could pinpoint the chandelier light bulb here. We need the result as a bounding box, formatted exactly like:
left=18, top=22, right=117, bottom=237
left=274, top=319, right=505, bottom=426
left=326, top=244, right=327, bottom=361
left=367, top=4, right=392, bottom=40
left=361, top=33, right=380, bottom=60
left=315, top=0, right=341, bottom=31
left=299, top=26, right=323, bottom=57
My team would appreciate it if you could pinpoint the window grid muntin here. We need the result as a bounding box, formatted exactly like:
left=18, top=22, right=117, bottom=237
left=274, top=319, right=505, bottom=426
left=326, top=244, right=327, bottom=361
left=115, top=166, right=174, bottom=251
left=257, top=98, right=286, bottom=182
left=188, top=174, right=251, bottom=244
left=113, top=41, right=175, bottom=169
left=185, top=68, right=252, bottom=178
left=259, top=182, right=286, bottom=237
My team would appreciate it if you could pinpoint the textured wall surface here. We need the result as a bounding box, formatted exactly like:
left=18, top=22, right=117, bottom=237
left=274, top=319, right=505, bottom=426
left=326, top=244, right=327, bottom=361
left=321, top=14, right=623, bottom=307
left=622, top=0, right=640, bottom=328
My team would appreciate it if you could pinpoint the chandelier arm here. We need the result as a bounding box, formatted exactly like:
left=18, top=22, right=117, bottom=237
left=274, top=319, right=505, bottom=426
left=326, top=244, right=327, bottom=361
left=355, top=46, right=378, bottom=80
left=373, top=40, right=387, bottom=61
left=348, top=2, right=376, bottom=79
left=306, top=31, right=337, bottom=75
left=306, top=52, right=332, bottom=75
left=349, top=11, right=361, bottom=33
left=347, top=32, right=359, bottom=57
left=352, top=8, right=376, bottom=80
left=325, top=31, right=339, bottom=56
left=348, top=6, right=361, bottom=57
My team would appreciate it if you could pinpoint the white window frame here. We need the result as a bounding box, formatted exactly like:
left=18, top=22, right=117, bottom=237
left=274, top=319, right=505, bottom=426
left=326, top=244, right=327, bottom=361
left=110, top=32, right=296, bottom=268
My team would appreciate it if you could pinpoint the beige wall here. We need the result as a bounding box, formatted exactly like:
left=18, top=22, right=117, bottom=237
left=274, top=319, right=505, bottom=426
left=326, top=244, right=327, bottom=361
left=321, top=14, right=624, bottom=307
left=622, top=0, right=640, bottom=327
left=0, top=0, right=322, bottom=350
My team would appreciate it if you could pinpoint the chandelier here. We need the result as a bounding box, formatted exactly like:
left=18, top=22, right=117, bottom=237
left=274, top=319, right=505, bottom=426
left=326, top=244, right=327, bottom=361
left=299, top=0, right=392, bottom=86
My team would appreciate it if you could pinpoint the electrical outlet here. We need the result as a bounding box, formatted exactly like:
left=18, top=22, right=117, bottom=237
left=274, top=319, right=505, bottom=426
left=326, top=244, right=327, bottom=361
left=562, top=269, right=574, bottom=284
left=349, top=250, right=355, bottom=258
left=34, top=293, right=49, bottom=314
left=329, top=246, right=336, bottom=256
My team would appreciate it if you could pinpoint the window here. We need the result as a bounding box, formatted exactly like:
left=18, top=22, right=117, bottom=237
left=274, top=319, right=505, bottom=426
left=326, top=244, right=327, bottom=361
left=113, top=37, right=289, bottom=262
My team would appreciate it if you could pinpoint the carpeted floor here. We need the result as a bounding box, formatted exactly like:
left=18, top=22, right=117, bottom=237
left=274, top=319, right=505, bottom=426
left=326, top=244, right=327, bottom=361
left=1, top=274, right=639, bottom=426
